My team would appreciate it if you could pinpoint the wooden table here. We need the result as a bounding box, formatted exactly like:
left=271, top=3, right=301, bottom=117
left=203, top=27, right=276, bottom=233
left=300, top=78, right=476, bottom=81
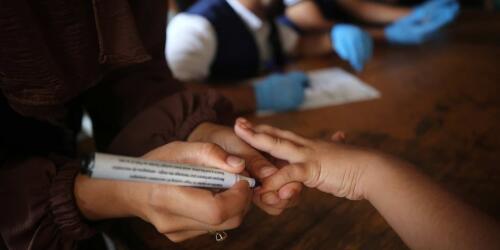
left=108, top=10, right=500, bottom=249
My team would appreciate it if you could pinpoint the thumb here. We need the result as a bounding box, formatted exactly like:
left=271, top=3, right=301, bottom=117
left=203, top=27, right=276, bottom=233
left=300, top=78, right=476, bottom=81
left=145, top=141, right=246, bottom=174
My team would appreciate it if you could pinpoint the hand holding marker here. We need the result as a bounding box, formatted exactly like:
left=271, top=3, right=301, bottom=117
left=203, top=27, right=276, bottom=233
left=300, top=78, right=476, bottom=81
left=81, top=153, right=259, bottom=189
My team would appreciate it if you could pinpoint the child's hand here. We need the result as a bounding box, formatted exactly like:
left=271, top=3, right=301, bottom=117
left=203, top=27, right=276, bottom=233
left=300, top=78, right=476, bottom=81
left=234, top=118, right=382, bottom=200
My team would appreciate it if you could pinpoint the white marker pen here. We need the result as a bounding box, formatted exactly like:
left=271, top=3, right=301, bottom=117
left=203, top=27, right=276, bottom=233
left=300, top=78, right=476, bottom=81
left=81, top=153, right=259, bottom=189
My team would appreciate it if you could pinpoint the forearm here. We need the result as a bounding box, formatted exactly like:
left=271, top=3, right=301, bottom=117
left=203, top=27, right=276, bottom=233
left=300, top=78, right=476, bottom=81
left=364, top=156, right=500, bottom=250
left=337, top=0, right=410, bottom=24
left=74, top=174, right=147, bottom=220
left=184, top=82, right=256, bottom=114
left=294, top=33, right=332, bottom=58
left=366, top=27, right=387, bottom=42
left=285, top=1, right=334, bottom=31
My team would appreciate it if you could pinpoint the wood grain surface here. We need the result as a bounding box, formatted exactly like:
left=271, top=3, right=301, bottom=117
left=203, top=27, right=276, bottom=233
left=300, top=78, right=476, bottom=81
left=107, top=10, right=500, bottom=250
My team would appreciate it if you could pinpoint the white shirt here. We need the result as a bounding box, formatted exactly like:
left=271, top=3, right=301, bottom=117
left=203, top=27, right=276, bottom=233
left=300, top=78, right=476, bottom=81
left=283, top=0, right=303, bottom=7
left=166, top=0, right=299, bottom=81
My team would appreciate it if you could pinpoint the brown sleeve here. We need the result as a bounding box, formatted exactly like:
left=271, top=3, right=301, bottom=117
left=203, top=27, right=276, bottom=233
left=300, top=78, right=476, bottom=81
left=0, top=156, right=95, bottom=250
left=83, top=57, right=234, bottom=155
left=107, top=89, right=233, bottom=156
left=84, top=0, right=234, bottom=153
left=0, top=0, right=233, bottom=249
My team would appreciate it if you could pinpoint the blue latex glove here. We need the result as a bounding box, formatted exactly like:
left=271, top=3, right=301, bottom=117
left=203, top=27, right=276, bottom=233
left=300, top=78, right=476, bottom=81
left=385, top=0, right=460, bottom=44
left=331, top=24, right=373, bottom=72
left=253, top=72, right=308, bottom=112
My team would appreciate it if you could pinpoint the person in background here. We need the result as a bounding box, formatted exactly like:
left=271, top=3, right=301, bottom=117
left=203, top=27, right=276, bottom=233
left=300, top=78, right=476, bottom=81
left=233, top=117, right=500, bottom=250
left=285, top=0, right=460, bottom=45
left=166, top=0, right=373, bottom=113
left=486, top=0, right=500, bottom=9
left=0, top=0, right=301, bottom=248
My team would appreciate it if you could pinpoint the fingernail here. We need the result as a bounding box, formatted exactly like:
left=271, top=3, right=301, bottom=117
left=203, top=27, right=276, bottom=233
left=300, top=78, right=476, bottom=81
left=239, top=118, right=252, bottom=128
left=238, top=121, right=249, bottom=130
left=237, top=117, right=247, bottom=124
left=226, top=155, right=245, bottom=168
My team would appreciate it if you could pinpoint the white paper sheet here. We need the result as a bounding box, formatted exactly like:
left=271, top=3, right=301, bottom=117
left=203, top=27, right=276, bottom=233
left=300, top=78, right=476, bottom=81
left=258, top=67, right=381, bottom=116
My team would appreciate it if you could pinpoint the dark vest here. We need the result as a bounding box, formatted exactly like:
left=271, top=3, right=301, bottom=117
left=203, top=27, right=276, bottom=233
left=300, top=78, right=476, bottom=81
left=187, top=0, right=261, bottom=81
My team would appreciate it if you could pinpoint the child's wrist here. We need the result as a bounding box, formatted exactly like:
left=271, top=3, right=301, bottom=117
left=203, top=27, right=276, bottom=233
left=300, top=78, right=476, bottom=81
left=355, top=152, right=397, bottom=200
left=360, top=152, right=410, bottom=202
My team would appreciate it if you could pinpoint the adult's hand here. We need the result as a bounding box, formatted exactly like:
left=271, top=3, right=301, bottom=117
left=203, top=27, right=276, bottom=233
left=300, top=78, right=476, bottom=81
left=188, top=122, right=303, bottom=215
left=75, top=141, right=252, bottom=242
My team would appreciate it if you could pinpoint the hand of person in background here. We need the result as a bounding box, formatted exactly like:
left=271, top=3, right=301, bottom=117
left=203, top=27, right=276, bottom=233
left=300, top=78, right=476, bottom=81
left=331, top=24, right=373, bottom=72
left=75, top=141, right=253, bottom=242
left=188, top=122, right=303, bottom=215
left=253, top=71, right=308, bottom=112
left=385, top=0, right=460, bottom=45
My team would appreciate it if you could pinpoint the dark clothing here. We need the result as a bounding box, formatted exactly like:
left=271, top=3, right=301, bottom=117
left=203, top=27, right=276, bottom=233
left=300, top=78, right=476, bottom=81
left=187, top=0, right=261, bottom=80
left=0, top=0, right=232, bottom=249
left=186, top=0, right=285, bottom=81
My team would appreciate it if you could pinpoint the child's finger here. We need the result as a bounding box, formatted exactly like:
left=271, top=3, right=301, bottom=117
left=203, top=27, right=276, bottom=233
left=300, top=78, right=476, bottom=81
left=253, top=124, right=311, bottom=146
left=277, top=182, right=302, bottom=201
left=262, top=164, right=310, bottom=192
left=234, top=119, right=307, bottom=163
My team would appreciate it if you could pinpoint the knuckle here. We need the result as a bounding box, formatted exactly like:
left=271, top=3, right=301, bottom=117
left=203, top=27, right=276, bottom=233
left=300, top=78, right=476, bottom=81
left=305, top=161, right=321, bottom=187
left=257, top=124, right=273, bottom=132
left=248, top=156, right=275, bottom=177
left=201, top=142, right=220, bottom=156
left=272, top=136, right=285, bottom=147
